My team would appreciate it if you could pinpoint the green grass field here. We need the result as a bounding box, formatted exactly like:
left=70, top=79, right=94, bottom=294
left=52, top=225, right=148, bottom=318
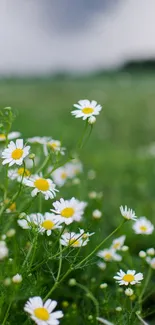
left=1, top=72, right=155, bottom=324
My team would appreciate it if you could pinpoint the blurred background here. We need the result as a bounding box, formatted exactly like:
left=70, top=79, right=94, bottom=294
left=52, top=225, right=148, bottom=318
left=1, top=0, right=155, bottom=223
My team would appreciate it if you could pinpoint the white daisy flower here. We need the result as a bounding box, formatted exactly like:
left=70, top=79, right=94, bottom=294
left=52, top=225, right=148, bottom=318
left=24, top=296, right=63, bottom=325
left=0, top=241, right=8, bottom=260
left=79, top=228, right=94, bottom=243
left=114, top=269, right=143, bottom=286
left=149, top=258, right=155, bottom=269
left=132, top=217, right=154, bottom=235
left=111, top=235, right=126, bottom=251
left=27, top=136, right=50, bottom=144
left=120, top=205, right=137, bottom=221
left=97, top=248, right=122, bottom=262
left=8, top=167, right=31, bottom=182
left=65, top=159, right=83, bottom=178
left=71, top=99, right=102, bottom=120
left=146, top=248, right=155, bottom=256
left=0, top=131, right=21, bottom=142
left=60, top=231, right=88, bottom=247
left=24, top=174, right=58, bottom=200
left=2, top=139, right=30, bottom=166
left=52, top=166, right=69, bottom=187
left=51, top=197, right=87, bottom=225
left=18, top=213, right=62, bottom=236
left=44, top=139, right=65, bottom=156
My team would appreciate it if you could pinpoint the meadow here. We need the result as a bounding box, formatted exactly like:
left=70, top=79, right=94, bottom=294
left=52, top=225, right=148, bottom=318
left=0, top=72, right=155, bottom=324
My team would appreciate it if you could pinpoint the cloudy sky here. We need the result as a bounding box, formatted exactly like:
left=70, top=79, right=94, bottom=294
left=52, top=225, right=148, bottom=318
left=0, top=0, right=155, bottom=75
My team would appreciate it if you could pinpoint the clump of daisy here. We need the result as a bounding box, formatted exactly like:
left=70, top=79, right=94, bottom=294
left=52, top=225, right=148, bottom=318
left=132, top=216, right=154, bottom=235
left=0, top=131, right=21, bottom=142
left=71, top=99, right=102, bottom=121
left=60, top=229, right=92, bottom=247
left=120, top=205, right=137, bottom=221
left=114, top=269, right=143, bottom=286
left=2, top=139, right=30, bottom=166
left=24, top=174, right=58, bottom=200
left=51, top=197, right=87, bottom=225
left=24, top=296, right=63, bottom=325
left=97, top=248, right=122, bottom=262
left=18, top=213, right=63, bottom=236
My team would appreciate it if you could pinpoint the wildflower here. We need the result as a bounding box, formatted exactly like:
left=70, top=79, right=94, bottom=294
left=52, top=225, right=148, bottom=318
left=60, top=231, right=88, bottom=247
left=27, top=136, right=50, bottom=144
left=111, top=235, right=126, bottom=251
left=5, top=200, right=16, bottom=213
left=149, top=258, right=155, bottom=269
left=97, top=261, right=106, bottom=270
left=44, top=139, right=65, bottom=156
left=97, top=248, right=122, bottom=262
left=51, top=197, right=87, bottom=225
left=114, top=269, right=143, bottom=286
left=139, top=250, right=146, bottom=258
left=12, top=273, right=22, bottom=283
left=120, top=205, right=137, bottom=221
left=65, top=159, right=83, bottom=177
left=88, top=116, right=96, bottom=124
left=146, top=248, right=155, bottom=256
left=52, top=166, right=69, bottom=187
left=0, top=241, right=8, bottom=260
left=2, top=139, right=30, bottom=166
left=79, top=228, right=94, bottom=242
left=121, top=245, right=129, bottom=252
left=24, top=174, right=58, bottom=200
left=125, top=288, right=134, bottom=296
left=92, top=209, right=102, bottom=219
left=8, top=167, right=31, bottom=182
left=100, top=283, right=108, bottom=289
left=71, top=99, right=102, bottom=120
left=132, top=217, right=154, bottom=235
left=0, top=131, right=21, bottom=142
left=37, top=213, right=63, bottom=236
left=24, top=296, right=63, bottom=325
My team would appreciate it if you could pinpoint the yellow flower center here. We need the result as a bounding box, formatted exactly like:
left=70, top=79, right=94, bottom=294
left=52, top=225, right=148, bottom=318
left=123, top=274, right=135, bottom=283
left=61, top=207, right=75, bottom=218
left=41, top=220, right=55, bottom=230
left=104, top=253, right=112, bottom=260
left=9, top=202, right=16, bottom=211
left=140, top=225, right=147, bottom=232
left=34, top=307, right=49, bottom=321
left=11, top=148, right=23, bottom=160
left=17, top=167, right=30, bottom=177
left=0, top=134, right=6, bottom=140
left=34, top=178, right=49, bottom=191
left=48, top=142, right=59, bottom=150
left=61, top=172, right=67, bottom=179
left=113, top=243, right=120, bottom=249
left=82, top=107, right=94, bottom=115
left=69, top=238, right=80, bottom=246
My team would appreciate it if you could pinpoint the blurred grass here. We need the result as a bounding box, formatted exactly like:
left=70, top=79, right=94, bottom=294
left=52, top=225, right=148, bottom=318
left=1, top=72, right=155, bottom=246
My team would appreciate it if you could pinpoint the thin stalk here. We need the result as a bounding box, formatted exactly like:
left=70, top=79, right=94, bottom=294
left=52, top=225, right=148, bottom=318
left=139, top=267, right=152, bottom=305
left=76, top=282, right=99, bottom=321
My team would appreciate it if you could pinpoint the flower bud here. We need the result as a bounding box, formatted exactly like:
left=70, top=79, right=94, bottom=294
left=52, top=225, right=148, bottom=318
left=88, top=116, right=96, bottom=124
left=125, top=288, right=134, bottom=296
left=12, top=273, right=22, bottom=284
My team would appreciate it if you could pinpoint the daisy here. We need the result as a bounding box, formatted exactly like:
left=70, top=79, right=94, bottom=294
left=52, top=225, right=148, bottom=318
left=0, top=241, right=8, bottom=260
left=114, top=269, right=143, bottom=286
left=149, top=258, right=155, bottom=269
left=0, top=131, right=21, bottom=142
left=51, top=197, right=87, bottom=225
left=24, top=296, right=63, bottom=325
left=27, top=136, right=50, bottom=144
left=60, top=231, right=88, bottom=247
left=52, top=166, right=69, bottom=187
left=120, top=205, right=137, bottom=221
left=18, top=213, right=63, bottom=236
left=2, top=139, right=30, bottom=166
left=71, top=99, right=102, bottom=120
left=111, top=235, right=126, bottom=251
left=8, top=167, right=31, bottom=182
left=65, top=159, right=83, bottom=178
left=24, top=174, right=58, bottom=200
left=132, top=217, right=154, bottom=235
left=97, top=261, right=106, bottom=270
left=44, top=139, right=65, bottom=156
left=97, top=248, right=122, bottom=262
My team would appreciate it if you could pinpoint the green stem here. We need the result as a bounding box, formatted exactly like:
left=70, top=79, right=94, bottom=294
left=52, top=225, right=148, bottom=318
left=2, top=301, right=12, bottom=325
left=36, top=154, right=51, bottom=174
left=77, top=121, right=88, bottom=149
left=27, top=233, right=38, bottom=272
left=139, top=267, right=152, bottom=305
left=76, top=282, right=99, bottom=321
